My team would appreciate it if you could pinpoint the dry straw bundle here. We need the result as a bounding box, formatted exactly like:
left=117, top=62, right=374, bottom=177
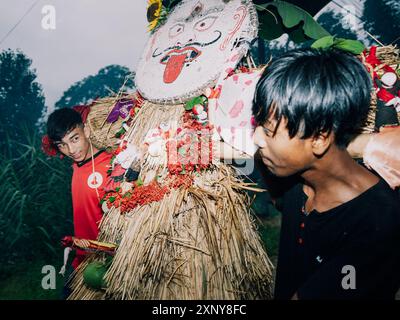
left=86, top=93, right=139, bottom=150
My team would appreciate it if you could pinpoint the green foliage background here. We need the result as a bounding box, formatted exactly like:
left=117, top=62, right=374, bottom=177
left=0, top=132, right=73, bottom=299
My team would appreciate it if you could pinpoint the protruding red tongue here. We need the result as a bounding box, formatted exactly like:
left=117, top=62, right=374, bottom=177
left=163, top=53, right=187, bottom=83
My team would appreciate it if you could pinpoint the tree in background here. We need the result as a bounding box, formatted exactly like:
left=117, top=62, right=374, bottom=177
left=55, top=65, right=135, bottom=109
left=363, top=0, right=400, bottom=46
left=252, top=35, right=303, bottom=65
left=0, top=49, right=45, bottom=147
left=317, top=10, right=362, bottom=42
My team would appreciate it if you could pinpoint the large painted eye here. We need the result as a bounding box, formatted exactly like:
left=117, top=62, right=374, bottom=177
left=169, top=23, right=185, bottom=38
left=194, top=16, right=217, bottom=32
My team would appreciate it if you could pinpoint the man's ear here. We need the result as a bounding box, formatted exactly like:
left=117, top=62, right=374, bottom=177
left=311, top=131, right=333, bottom=157
left=83, top=124, right=91, bottom=139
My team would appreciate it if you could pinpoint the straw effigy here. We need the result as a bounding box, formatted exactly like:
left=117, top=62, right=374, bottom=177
left=361, top=45, right=400, bottom=133
left=86, top=93, right=137, bottom=151
left=67, top=0, right=274, bottom=300
left=67, top=99, right=274, bottom=300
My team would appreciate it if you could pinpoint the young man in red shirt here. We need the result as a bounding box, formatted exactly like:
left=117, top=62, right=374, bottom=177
left=46, top=108, right=112, bottom=269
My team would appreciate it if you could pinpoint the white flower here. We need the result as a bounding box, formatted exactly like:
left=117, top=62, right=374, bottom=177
left=148, top=140, right=164, bottom=157
left=116, top=144, right=140, bottom=169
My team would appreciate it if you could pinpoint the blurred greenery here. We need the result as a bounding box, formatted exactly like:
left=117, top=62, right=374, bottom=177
left=0, top=131, right=73, bottom=299
left=258, top=205, right=281, bottom=259
left=0, top=259, right=65, bottom=300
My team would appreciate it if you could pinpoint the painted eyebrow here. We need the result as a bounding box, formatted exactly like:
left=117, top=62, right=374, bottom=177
left=175, top=5, right=223, bottom=23
left=197, top=5, right=223, bottom=17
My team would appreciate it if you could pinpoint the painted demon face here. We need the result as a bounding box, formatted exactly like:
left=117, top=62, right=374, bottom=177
left=135, top=0, right=258, bottom=103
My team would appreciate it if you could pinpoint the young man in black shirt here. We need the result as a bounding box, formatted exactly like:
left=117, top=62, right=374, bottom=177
left=252, top=48, right=400, bottom=299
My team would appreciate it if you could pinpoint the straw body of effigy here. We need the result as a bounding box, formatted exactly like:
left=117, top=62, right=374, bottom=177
left=86, top=94, right=137, bottom=150
left=362, top=45, right=400, bottom=133
left=68, top=100, right=274, bottom=300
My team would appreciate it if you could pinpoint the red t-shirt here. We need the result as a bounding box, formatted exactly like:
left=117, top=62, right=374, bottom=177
left=71, top=150, right=112, bottom=269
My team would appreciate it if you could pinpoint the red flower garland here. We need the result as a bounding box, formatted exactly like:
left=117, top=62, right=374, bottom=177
left=101, top=96, right=214, bottom=215
left=103, top=180, right=168, bottom=213
left=41, top=135, right=58, bottom=157
left=102, top=174, right=194, bottom=214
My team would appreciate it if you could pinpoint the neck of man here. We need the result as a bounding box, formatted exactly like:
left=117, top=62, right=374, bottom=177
left=300, top=145, right=379, bottom=213
left=83, top=142, right=100, bottom=162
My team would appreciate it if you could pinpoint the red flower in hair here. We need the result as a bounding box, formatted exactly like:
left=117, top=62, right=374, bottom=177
left=41, top=135, right=58, bottom=157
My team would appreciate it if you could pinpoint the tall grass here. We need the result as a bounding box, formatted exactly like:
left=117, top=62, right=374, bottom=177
left=0, top=129, right=73, bottom=283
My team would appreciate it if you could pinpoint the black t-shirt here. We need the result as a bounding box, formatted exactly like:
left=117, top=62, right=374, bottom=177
left=274, top=179, right=400, bottom=300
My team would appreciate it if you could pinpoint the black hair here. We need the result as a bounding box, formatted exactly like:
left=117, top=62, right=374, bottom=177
left=47, top=108, right=83, bottom=142
left=253, top=48, right=372, bottom=148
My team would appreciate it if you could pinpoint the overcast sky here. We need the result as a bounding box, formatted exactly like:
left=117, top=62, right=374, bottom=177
left=0, top=0, right=148, bottom=112
left=0, top=0, right=363, bottom=113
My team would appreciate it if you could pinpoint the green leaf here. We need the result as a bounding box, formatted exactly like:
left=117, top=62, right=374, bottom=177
left=257, top=12, right=284, bottom=41
left=185, top=101, right=195, bottom=111
left=198, top=95, right=207, bottom=105
left=136, top=178, right=143, bottom=187
left=256, top=1, right=330, bottom=43
left=185, top=96, right=207, bottom=111
left=311, top=36, right=335, bottom=49
left=115, top=127, right=126, bottom=138
left=286, top=22, right=309, bottom=44
left=334, top=38, right=365, bottom=55
left=311, top=37, right=366, bottom=55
